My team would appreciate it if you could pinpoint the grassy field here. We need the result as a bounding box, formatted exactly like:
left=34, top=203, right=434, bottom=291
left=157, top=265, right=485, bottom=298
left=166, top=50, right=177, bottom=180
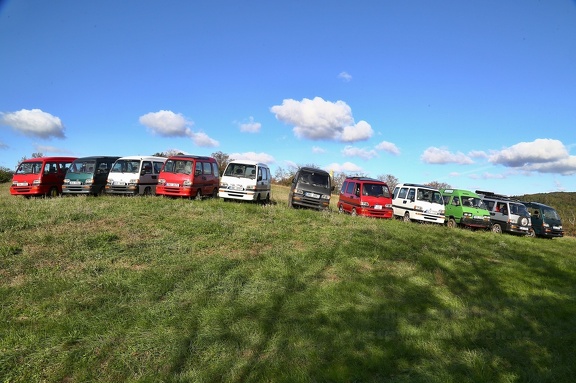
left=1, top=183, right=575, bottom=383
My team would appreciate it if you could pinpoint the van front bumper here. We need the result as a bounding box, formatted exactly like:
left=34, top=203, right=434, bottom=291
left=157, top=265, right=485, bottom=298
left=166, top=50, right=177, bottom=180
left=219, top=189, right=258, bottom=201
left=105, top=185, right=138, bottom=195
left=460, top=217, right=491, bottom=229
left=358, top=207, right=393, bottom=218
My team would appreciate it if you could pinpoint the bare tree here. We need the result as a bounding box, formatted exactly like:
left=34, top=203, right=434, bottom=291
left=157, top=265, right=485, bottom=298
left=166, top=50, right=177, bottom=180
left=425, top=181, right=451, bottom=190
left=377, top=174, right=399, bottom=191
left=211, top=151, right=234, bottom=175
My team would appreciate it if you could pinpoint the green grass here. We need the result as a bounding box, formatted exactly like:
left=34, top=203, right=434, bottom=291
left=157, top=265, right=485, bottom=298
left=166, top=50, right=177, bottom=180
left=1, top=183, right=575, bottom=382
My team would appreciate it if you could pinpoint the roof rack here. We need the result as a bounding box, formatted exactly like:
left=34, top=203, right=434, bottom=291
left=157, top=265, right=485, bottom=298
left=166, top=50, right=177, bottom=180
left=403, top=183, right=436, bottom=189
left=347, top=176, right=383, bottom=182
left=475, top=190, right=524, bottom=202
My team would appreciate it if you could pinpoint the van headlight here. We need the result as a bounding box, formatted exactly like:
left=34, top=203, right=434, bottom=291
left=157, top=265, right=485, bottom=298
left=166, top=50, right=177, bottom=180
left=129, top=179, right=139, bottom=185
left=85, top=178, right=93, bottom=185
left=220, top=182, right=228, bottom=188
left=183, top=180, right=192, bottom=187
left=360, top=201, right=369, bottom=207
left=321, top=194, right=330, bottom=200
left=158, top=179, right=165, bottom=185
left=414, top=205, right=423, bottom=211
left=32, top=179, right=41, bottom=185
left=64, top=179, right=70, bottom=184
left=293, top=188, right=303, bottom=195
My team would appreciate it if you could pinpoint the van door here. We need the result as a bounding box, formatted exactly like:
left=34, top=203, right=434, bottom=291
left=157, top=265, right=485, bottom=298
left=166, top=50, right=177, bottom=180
left=140, top=160, right=157, bottom=194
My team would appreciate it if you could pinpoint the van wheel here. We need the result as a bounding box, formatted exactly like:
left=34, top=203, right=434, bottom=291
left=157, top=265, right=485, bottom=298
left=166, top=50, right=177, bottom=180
left=527, top=228, right=536, bottom=238
left=447, top=218, right=457, bottom=228
left=143, top=187, right=152, bottom=196
left=338, top=204, right=344, bottom=214
left=194, top=190, right=202, bottom=201
left=491, top=224, right=502, bottom=234
left=351, top=208, right=358, bottom=216
left=212, top=188, right=218, bottom=198
left=48, top=187, right=59, bottom=198
left=265, top=193, right=270, bottom=204
left=403, top=212, right=411, bottom=222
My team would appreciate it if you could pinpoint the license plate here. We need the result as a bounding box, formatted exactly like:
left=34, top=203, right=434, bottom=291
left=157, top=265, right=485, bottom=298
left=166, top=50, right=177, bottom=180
left=17, top=182, right=28, bottom=186
left=553, top=226, right=561, bottom=230
left=70, top=181, right=81, bottom=185
left=520, top=227, right=528, bottom=231
left=231, top=186, right=243, bottom=191
left=305, top=192, right=320, bottom=198
left=374, top=205, right=382, bottom=210
left=114, top=182, right=126, bottom=186
left=167, top=183, right=179, bottom=187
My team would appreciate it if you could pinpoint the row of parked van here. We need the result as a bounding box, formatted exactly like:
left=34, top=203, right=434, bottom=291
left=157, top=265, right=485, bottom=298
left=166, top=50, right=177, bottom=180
left=9, top=155, right=272, bottom=202
left=9, top=157, right=564, bottom=239
left=333, top=176, right=564, bottom=239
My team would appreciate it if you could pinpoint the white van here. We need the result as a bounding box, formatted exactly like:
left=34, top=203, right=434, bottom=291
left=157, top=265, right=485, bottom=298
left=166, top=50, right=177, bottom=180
left=105, top=156, right=167, bottom=195
left=219, top=160, right=271, bottom=203
left=392, top=183, right=445, bottom=224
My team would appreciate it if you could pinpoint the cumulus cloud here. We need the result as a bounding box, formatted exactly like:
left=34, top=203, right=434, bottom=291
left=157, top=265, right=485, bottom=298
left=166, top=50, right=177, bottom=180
left=489, top=138, right=569, bottom=167
left=338, top=71, right=352, bottom=82
left=139, top=110, right=219, bottom=147
left=325, top=162, right=363, bottom=173
left=0, top=109, right=66, bottom=139
left=375, top=141, right=400, bottom=155
left=421, top=147, right=474, bottom=165
left=34, top=144, right=72, bottom=154
left=312, top=146, right=326, bottom=154
left=229, top=151, right=275, bottom=164
left=341, top=145, right=378, bottom=160
left=238, top=116, right=261, bottom=133
left=270, top=97, right=373, bottom=142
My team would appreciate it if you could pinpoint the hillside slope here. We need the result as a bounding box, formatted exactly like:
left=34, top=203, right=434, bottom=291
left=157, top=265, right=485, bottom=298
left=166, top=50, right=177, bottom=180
left=516, top=191, right=576, bottom=236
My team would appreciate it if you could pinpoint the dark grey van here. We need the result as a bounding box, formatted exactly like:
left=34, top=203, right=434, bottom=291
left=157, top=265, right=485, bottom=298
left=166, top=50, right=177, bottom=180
left=522, top=201, right=564, bottom=238
left=63, top=156, right=120, bottom=196
left=288, top=167, right=333, bottom=210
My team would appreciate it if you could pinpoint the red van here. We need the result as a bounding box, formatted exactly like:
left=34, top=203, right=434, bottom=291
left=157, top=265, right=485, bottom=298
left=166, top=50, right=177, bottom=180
left=10, top=156, right=77, bottom=197
left=156, top=155, right=220, bottom=199
left=337, top=177, right=393, bottom=218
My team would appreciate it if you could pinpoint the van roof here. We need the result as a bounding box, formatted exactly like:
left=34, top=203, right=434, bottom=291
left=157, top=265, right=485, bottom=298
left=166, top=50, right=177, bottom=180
left=116, top=156, right=167, bottom=161
left=72, top=156, right=121, bottom=162
left=19, top=156, right=77, bottom=163
left=166, top=155, right=214, bottom=161
left=346, top=176, right=386, bottom=184
left=227, top=159, right=269, bottom=167
left=398, top=183, right=439, bottom=190
left=441, top=188, right=480, bottom=197
left=300, top=166, right=329, bottom=175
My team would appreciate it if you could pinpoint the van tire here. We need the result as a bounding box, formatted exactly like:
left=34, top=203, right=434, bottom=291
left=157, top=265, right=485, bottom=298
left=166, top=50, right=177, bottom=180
left=351, top=208, right=358, bottom=216
left=527, top=228, right=536, bottom=238
left=338, top=204, right=344, bottom=214
left=48, top=187, right=59, bottom=198
left=143, top=187, right=152, bottom=196
left=447, top=218, right=457, bottom=228
left=491, top=224, right=502, bottom=234
left=265, top=193, right=270, bottom=204
left=403, top=212, right=411, bottom=222
left=212, top=189, right=218, bottom=198
left=194, top=190, right=202, bottom=201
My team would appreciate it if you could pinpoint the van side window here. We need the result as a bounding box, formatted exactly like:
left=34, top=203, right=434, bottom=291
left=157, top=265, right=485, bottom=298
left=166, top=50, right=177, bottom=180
left=44, top=162, right=57, bottom=174
left=212, top=163, right=219, bottom=177
left=345, top=181, right=355, bottom=194
left=195, top=162, right=202, bottom=175
left=398, top=187, right=408, bottom=199
left=341, top=181, right=348, bottom=193
left=484, top=200, right=494, bottom=211
left=153, top=162, right=164, bottom=174
left=407, top=188, right=415, bottom=201
left=142, top=161, right=153, bottom=174
left=258, top=167, right=262, bottom=181
left=203, top=162, right=212, bottom=175
left=452, top=197, right=460, bottom=206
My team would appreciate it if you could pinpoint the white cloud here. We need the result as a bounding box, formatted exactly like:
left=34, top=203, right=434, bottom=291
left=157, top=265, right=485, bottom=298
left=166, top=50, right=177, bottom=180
left=191, top=132, right=219, bottom=147
left=523, top=156, right=576, bottom=175
left=239, top=116, right=261, bottom=133
left=34, top=144, right=71, bottom=154
left=229, top=152, right=275, bottom=164
left=338, top=71, right=352, bottom=82
left=375, top=141, right=400, bottom=155
left=489, top=138, right=569, bottom=167
left=324, top=161, right=363, bottom=173
left=468, top=150, right=488, bottom=159
left=139, top=110, right=192, bottom=137
left=341, top=145, right=378, bottom=160
left=421, top=147, right=474, bottom=165
left=139, top=110, right=219, bottom=147
left=312, top=146, right=326, bottom=154
left=0, top=109, right=66, bottom=139
left=270, top=97, right=373, bottom=142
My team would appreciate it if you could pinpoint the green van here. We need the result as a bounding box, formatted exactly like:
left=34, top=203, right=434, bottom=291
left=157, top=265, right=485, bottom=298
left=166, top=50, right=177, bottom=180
left=63, top=156, right=120, bottom=196
left=441, top=189, right=491, bottom=229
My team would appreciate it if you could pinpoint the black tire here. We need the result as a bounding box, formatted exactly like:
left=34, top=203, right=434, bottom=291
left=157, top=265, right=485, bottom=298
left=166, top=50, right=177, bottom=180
left=351, top=208, right=357, bottom=216
left=48, top=187, right=59, bottom=198
left=212, top=188, right=218, bottom=198
left=491, top=223, right=502, bottom=234
left=518, top=216, right=529, bottom=227
left=447, top=218, right=457, bottom=228
left=143, top=187, right=152, bottom=196
left=338, top=204, right=344, bottom=214
left=194, top=190, right=202, bottom=201
left=403, top=212, right=411, bottom=222
left=527, top=228, right=536, bottom=238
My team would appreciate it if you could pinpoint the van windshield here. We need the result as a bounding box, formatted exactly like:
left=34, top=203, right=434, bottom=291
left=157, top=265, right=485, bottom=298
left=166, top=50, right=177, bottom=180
left=417, top=189, right=444, bottom=205
left=68, top=160, right=96, bottom=173
left=362, top=183, right=391, bottom=198
left=510, top=203, right=529, bottom=216
left=163, top=160, right=193, bottom=175
left=224, top=163, right=257, bottom=179
left=461, top=197, right=487, bottom=209
left=541, top=206, right=561, bottom=220
left=111, top=160, right=141, bottom=173
left=16, top=162, right=42, bottom=174
left=299, top=171, right=329, bottom=188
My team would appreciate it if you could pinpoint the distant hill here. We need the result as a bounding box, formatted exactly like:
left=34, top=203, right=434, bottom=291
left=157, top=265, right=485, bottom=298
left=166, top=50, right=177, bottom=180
left=514, top=192, right=576, bottom=237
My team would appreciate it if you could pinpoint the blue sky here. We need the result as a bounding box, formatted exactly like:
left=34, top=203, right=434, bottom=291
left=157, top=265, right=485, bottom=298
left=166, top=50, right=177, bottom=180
left=1, top=0, right=575, bottom=195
